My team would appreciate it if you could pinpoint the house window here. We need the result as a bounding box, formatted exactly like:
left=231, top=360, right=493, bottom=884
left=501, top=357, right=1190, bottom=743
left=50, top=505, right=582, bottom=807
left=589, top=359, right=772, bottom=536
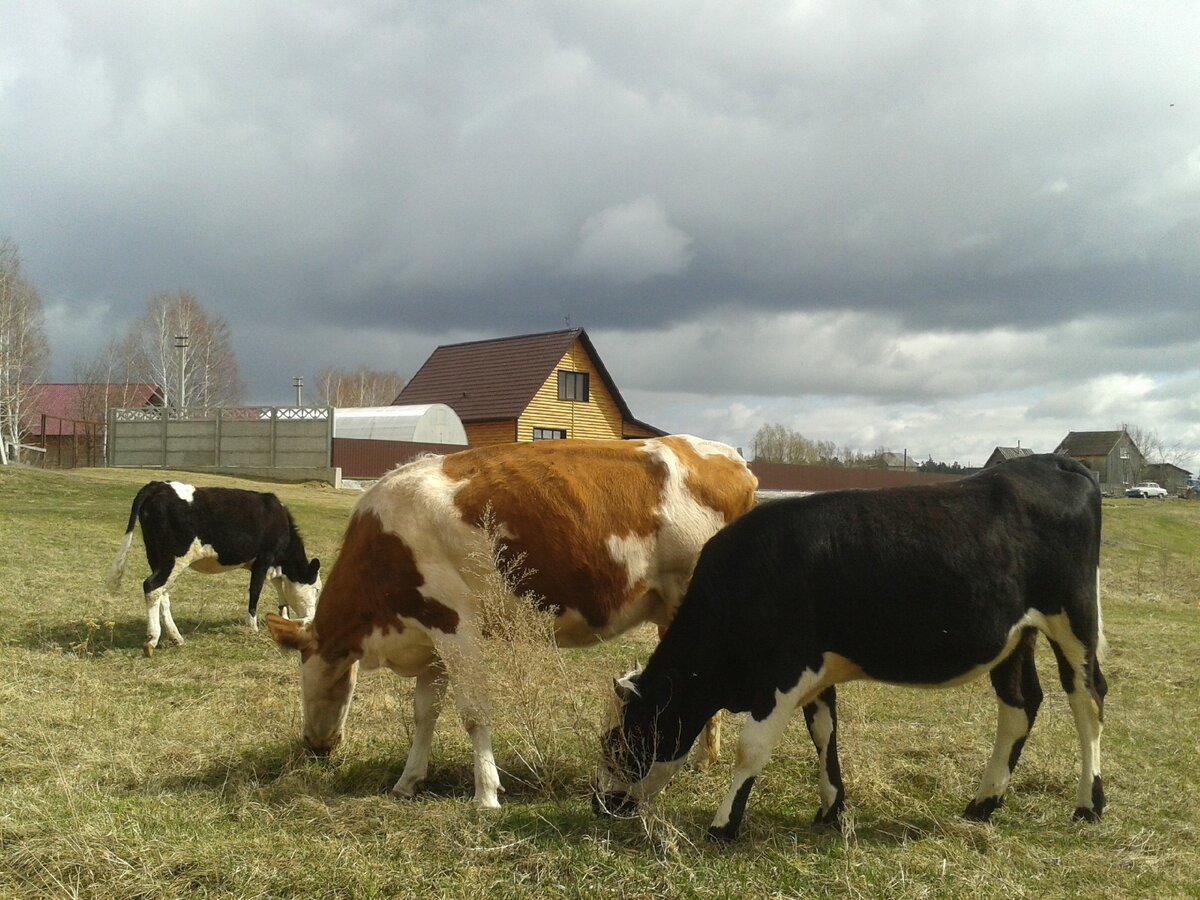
left=557, top=370, right=589, bottom=403
left=533, top=427, right=567, bottom=441
left=1119, top=448, right=1130, bottom=459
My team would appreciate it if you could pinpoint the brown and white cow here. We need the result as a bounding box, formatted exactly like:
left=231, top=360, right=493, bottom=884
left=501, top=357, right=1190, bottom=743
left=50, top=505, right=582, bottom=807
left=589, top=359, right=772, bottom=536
left=266, top=435, right=757, bottom=808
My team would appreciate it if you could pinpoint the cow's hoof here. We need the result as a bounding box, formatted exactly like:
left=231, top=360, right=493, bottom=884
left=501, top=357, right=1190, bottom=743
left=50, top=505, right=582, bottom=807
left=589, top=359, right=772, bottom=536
left=963, top=797, right=1000, bottom=823
left=391, top=779, right=422, bottom=799
left=1072, top=806, right=1101, bottom=822
left=705, top=823, right=738, bottom=844
left=143, top=643, right=155, bottom=658
left=813, top=805, right=844, bottom=831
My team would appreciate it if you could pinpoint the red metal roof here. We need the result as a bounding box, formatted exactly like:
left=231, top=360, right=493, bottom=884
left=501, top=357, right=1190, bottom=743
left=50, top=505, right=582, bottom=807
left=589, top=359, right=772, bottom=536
left=23, top=383, right=162, bottom=435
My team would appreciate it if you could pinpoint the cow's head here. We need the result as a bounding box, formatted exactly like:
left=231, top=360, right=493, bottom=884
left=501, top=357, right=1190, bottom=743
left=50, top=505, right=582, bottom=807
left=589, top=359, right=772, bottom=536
left=280, top=558, right=322, bottom=620
left=265, top=613, right=355, bottom=757
left=592, top=667, right=688, bottom=817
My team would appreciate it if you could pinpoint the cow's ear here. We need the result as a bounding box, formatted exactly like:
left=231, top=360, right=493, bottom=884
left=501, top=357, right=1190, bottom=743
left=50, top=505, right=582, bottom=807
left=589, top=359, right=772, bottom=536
left=307, top=558, right=321, bottom=581
left=266, top=613, right=314, bottom=653
left=614, top=672, right=641, bottom=701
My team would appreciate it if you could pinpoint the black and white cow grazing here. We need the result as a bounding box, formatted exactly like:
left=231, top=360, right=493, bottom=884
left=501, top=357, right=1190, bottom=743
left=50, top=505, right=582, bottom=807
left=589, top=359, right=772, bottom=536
left=595, top=454, right=1108, bottom=842
left=106, top=481, right=322, bottom=656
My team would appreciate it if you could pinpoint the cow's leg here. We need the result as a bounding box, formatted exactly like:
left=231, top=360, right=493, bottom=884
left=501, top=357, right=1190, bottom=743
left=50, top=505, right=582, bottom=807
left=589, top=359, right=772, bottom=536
left=965, top=628, right=1042, bottom=822
left=392, top=663, right=449, bottom=798
left=142, top=563, right=184, bottom=655
left=1048, top=628, right=1106, bottom=821
left=159, top=593, right=185, bottom=647
left=803, top=686, right=845, bottom=828
left=270, top=576, right=290, bottom=619
left=245, top=562, right=270, bottom=632
left=707, top=690, right=801, bottom=842
left=696, top=713, right=723, bottom=770
left=430, top=623, right=502, bottom=809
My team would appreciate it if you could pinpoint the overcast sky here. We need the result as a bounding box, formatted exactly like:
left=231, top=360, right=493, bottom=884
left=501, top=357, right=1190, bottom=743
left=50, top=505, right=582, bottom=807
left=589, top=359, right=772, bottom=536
left=3, top=2, right=1198, bottom=468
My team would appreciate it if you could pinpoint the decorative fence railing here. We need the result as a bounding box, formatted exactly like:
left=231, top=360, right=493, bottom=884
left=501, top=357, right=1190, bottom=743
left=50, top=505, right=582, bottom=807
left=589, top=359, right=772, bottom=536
left=107, top=406, right=333, bottom=471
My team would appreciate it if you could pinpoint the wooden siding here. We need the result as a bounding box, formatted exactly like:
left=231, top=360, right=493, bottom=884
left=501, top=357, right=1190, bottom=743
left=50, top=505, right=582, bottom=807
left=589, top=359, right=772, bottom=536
left=464, top=421, right=517, bottom=446
left=516, top=339, right=624, bottom=441
left=622, top=420, right=661, bottom=439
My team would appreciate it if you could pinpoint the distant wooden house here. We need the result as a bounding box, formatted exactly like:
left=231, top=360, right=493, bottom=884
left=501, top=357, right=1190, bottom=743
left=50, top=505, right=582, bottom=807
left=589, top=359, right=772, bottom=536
left=1141, top=462, right=1192, bottom=497
left=1053, top=430, right=1143, bottom=493
left=984, top=446, right=1035, bottom=468
left=394, top=328, right=664, bottom=445
left=870, top=451, right=913, bottom=470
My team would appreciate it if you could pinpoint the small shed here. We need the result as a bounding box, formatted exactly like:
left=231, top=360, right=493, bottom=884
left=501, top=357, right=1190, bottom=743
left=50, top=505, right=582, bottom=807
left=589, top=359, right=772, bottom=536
left=332, top=404, right=467, bottom=445
left=984, top=446, right=1035, bottom=468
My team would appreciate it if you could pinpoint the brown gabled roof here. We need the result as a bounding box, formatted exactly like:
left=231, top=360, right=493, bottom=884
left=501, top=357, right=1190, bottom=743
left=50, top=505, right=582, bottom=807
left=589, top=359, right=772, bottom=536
left=395, top=328, right=663, bottom=434
left=992, top=446, right=1034, bottom=462
left=1054, top=431, right=1128, bottom=457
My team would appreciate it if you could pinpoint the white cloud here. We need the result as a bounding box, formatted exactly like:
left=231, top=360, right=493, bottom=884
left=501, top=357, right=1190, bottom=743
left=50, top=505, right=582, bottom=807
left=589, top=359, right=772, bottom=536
left=563, top=197, right=694, bottom=283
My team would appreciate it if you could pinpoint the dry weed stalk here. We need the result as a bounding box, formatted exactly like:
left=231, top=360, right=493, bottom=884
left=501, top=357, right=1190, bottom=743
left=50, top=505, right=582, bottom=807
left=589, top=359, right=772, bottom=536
left=449, top=506, right=598, bottom=793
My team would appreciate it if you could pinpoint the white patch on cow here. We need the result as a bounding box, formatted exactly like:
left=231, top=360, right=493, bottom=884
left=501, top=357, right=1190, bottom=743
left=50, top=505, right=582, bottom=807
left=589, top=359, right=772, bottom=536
left=627, top=756, right=690, bottom=802
left=606, top=533, right=656, bottom=587
left=669, top=433, right=745, bottom=463
left=281, top=574, right=321, bottom=621
left=808, top=699, right=840, bottom=814
left=611, top=437, right=733, bottom=624
left=182, top=540, right=236, bottom=575
left=357, top=623, right=438, bottom=677
left=169, top=481, right=196, bottom=503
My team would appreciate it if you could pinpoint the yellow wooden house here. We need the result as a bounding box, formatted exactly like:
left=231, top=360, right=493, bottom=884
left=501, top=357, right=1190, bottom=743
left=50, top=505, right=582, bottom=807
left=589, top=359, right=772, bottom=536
left=393, top=328, right=664, bottom=445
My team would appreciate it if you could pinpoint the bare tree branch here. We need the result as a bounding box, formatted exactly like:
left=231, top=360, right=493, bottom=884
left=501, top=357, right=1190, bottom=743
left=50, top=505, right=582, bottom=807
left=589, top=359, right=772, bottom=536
left=0, top=237, right=50, bottom=463
left=314, top=366, right=406, bottom=407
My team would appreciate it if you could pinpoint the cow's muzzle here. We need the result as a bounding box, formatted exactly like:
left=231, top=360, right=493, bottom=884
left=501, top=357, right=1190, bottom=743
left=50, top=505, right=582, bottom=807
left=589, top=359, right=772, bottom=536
left=592, top=789, right=638, bottom=818
left=303, top=733, right=341, bottom=759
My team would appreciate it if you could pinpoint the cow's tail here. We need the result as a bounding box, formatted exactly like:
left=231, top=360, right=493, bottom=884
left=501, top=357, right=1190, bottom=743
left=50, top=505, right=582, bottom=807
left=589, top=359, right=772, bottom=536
left=1095, top=567, right=1108, bottom=664
left=106, top=484, right=151, bottom=594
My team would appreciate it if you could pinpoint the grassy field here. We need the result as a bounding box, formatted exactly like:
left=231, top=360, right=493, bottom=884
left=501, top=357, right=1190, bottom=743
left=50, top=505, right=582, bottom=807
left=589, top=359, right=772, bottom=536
left=1, top=465, right=1197, bottom=899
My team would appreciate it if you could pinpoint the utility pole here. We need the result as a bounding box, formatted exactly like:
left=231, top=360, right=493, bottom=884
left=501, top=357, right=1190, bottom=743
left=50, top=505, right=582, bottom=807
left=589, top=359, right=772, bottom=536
left=174, top=335, right=189, bottom=410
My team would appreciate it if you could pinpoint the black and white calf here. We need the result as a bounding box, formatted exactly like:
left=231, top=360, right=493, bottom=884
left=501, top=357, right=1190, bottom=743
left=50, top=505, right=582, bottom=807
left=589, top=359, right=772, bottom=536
left=106, top=481, right=322, bottom=656
left=595, top=454, right=1107, bottom=842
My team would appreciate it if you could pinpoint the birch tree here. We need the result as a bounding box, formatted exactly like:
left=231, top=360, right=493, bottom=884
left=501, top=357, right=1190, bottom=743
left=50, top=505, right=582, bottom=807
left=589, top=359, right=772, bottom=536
left=126, top=291, right=245, bottom=410
left=72, top=334, right=144, bottom=429
left=314, top=366, right=406, bottom=407
left=0, top=238, right=50, bottom=463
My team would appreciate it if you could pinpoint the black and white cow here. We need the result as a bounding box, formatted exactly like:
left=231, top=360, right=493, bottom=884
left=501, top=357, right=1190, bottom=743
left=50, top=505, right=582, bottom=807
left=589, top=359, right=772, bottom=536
left=595, top=454, right=1107, bottom=842
left=106, top=481, right=322, bottom=656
